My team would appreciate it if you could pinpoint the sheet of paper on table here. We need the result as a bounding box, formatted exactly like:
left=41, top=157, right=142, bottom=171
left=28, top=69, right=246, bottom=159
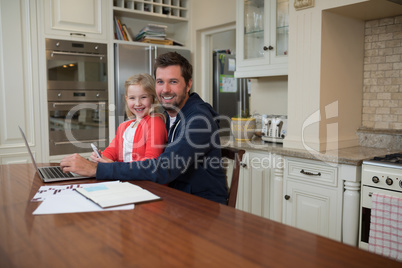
left=75, top=181, right=161, bottom=208
left=32, top=181, right=134, bottom=215
left=32, top=181, right=120, bottom=202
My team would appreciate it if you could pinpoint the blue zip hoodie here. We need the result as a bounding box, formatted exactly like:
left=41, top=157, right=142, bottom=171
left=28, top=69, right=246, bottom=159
left=96, top=93, right=228, bottom=204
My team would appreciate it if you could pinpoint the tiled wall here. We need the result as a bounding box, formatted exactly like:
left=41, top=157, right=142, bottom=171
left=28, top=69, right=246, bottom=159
left=362, top=15, right=402, bottom=130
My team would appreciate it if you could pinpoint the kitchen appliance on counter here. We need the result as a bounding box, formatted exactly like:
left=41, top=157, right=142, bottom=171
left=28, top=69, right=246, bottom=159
left=359, top=153, right=402, bottom=253
left=46, top=39, right=108, bottom=156
left=114, top=43, right=191, bottom=130
left=212, top=52, right=250, bottom=136
left=261, top=114, right=287, bottom=143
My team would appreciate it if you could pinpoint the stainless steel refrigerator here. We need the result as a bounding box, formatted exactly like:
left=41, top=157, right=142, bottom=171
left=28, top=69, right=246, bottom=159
left=213, top=52, right=250, bottom=136
left=114, top=43, right=191, bottom=130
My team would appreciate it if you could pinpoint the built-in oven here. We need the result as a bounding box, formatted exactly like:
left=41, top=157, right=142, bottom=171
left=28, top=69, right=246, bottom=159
left=359, top=153, right=402, bottom=253
left=46, top=39, right=108, bottom=156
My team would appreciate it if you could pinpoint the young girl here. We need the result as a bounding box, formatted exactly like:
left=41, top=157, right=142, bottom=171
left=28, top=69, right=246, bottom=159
left=91, top=73, right=167, bottom=163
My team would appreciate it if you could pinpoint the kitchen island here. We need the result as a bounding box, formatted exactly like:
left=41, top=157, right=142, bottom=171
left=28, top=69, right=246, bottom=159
left=0, top=163, right=400, bottom=267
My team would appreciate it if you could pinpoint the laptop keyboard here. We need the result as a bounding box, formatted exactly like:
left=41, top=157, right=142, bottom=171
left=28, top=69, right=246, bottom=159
left=42, top=167, right=75, bottom=179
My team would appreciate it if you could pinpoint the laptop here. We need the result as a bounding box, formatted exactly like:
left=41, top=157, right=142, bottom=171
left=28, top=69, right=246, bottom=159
left=19, top=126, right=89, bottom=182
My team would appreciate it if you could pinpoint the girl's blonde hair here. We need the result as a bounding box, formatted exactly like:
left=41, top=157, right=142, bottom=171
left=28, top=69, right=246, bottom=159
left=124, top=73, right=158, bottom=119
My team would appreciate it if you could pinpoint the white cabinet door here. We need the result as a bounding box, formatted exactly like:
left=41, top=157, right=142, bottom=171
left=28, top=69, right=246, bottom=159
left=43, top=0, right=107, bottom=41
left=283, top=180, right=341, bottom=240
left=235, top=0, right=288, bottom=78
left=236, top=151, right=272, bottom=219
left=0, top=0, right=43, bottom=164
left=283, top=157, right=343, bottom=241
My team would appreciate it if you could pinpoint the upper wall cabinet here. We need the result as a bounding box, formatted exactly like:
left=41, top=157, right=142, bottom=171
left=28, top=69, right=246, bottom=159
left=43, top=0, right=108, bottom=41
left=112, top=0, right=190, bottom=48
left=235, top=0, right=288, bottom=78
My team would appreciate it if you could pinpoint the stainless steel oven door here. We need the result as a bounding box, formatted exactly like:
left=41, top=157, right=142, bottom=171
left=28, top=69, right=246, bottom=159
left=48, top=101, right=108, bottom=156
left=46, top=50, right=107, bottom=91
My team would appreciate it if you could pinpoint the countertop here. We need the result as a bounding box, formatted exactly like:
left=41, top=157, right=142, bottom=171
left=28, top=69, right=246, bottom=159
left=220, top=136, right=400, bottom=166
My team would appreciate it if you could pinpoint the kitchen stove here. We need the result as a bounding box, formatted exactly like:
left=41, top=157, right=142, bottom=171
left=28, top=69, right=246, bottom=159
left=363, top=153, right=402, bottom=191
left=359, top=153, right=402, bottom=250
left=369, top=153, right=402, bottom=165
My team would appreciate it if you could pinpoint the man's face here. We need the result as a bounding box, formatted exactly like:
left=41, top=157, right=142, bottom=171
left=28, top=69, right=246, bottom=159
left=155, top=65, right=192, bottom=117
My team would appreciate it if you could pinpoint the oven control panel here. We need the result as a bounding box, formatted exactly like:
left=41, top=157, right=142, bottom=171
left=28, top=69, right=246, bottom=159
left=48, top=90, right=108, bottom=101
left=362, top=164, right=402, bottom=192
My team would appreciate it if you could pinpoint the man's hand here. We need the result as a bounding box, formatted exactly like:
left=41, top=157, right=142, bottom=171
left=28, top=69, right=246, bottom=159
left=60, top=153, right=97, bottom=177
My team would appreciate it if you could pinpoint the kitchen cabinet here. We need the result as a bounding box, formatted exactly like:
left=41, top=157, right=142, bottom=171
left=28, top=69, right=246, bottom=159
left=283, top=157, right=343, bottom=241
left=112, top=0, right=190, bottom=47
left=43, top=0, right=108, bottom=41
left=282, top=156, right=362, bottom=245
left=0, top=0, right=44, bottom=164
left=235, top=0, right=288, bottom=78
left=236, top=151, right=283, bottom=222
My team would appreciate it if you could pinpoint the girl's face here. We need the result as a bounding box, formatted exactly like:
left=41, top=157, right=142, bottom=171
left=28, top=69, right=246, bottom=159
left=125, top=84, right=153, bottom=120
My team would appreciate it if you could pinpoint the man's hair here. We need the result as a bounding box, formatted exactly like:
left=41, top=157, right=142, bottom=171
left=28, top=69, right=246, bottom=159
left=154, top=52, right=192, bottom=86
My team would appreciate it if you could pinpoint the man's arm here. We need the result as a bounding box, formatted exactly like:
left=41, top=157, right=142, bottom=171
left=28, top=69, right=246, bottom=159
left=60, top=153, right=97, bottom=177
left=96, top=111, right=216, bottom=183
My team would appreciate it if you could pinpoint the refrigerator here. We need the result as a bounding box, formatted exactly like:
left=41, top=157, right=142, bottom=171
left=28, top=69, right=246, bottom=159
left=213, top=52, right=250, bottom=136
left=114, top=43, right=191, bottom=130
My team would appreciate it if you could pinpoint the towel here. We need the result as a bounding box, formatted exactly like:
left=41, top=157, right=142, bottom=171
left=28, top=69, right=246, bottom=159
left=368, top=192, right=402, bottom=262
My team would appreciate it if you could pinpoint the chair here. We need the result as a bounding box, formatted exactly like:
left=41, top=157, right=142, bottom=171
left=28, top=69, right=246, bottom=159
left=221, top=147, right=245, bottom=208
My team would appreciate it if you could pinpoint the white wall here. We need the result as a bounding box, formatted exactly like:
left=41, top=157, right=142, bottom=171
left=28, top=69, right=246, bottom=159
left=284, top=0, right=368, bottom=151
left=249, top=77, right=288, bottom=116
left=285, top=0, right=402, bottom=151
left=211, top=29, right=236, bottom=53
left=190, top=0, right=236, bottom=100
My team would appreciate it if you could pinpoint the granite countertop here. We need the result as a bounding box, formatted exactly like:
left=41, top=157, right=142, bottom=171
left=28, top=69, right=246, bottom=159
left=220, top=136, right=401, bottom=166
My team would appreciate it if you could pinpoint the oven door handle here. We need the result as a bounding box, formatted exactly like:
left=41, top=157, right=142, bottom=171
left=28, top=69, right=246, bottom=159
left=53, top=102, right=107, bottom=108
left=51, top=51, right=105, bottom=59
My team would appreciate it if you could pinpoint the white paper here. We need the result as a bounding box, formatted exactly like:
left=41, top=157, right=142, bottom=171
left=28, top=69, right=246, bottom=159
left=33, top=191, right=134, bottom=215
left=32, top=181, right=120, bottom=202
left=32, top=181, right=134, bottom=215
left=75, top=182, right=160, bottom=208
left=228, top=58, right=236, bottom=71
left=220, top=75, right=237, bottom=93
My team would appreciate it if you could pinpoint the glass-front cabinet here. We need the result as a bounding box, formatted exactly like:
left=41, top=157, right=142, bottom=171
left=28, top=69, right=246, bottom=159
left=235, top=0, right=289, bottom=78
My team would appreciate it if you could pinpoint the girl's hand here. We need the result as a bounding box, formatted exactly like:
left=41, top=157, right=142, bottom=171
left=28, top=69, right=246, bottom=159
left=89, top=152, right=113, bottom=163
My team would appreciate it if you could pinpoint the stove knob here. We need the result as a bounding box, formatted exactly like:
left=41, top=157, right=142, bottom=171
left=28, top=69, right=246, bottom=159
left=386, top=177, right=393, bottom=186
left=372, top=176, right=379, bottom=183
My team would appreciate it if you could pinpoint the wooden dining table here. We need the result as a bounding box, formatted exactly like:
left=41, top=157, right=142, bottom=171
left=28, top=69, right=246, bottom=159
left=0, top=163, right=400, bottom=267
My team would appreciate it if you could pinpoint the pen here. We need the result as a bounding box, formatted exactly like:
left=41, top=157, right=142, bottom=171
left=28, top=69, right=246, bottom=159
left=91, top=143, right=101, bottom=158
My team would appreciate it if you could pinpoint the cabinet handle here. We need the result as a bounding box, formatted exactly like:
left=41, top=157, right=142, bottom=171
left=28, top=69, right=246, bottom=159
left=300, top=169, right=321, bottom=176
left=263, top=46, right=274, bottom=51
left=284, top=195, right=290, bottom=200
left=70, top=33, right=86, bottom=37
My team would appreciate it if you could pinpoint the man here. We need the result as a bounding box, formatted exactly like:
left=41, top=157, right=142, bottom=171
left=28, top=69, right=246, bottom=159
left=60, top=52, right=228, bottom=204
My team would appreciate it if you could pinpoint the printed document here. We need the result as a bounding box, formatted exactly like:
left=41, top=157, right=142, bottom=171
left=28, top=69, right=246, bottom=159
left=75, top=182, right=161, bottom=208
left=32, top=181, right=135, bottom=215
